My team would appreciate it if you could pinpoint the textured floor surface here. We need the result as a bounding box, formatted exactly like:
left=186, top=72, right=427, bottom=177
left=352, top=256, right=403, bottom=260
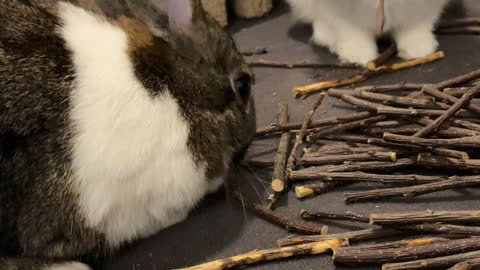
left=99, top=1, right=480, bottom=269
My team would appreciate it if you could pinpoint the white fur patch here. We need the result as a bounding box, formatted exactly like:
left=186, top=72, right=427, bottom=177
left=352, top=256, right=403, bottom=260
left=58, top=3, right=220, bottom=246
left=287, top=0, right=449, bottom=65
left=47, top=262, right=91, bottom=270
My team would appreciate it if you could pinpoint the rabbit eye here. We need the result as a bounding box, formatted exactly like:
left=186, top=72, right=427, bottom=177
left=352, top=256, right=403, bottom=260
left=233, top=73, right=252, bottom=102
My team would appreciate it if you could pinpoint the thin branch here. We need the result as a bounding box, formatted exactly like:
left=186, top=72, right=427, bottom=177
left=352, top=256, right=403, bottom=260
left=368, top=43, right=396, bottom=70
left=292, top=52, right=444, bottom=97
left=267, top=104, right=291, bottom=208
left=438, top=18, right=480, bottom=28
left=369, top=210, right=480, bottom=225
left=277, top=228, right=405, bottom=247
left=233, top=193, right=328, bottom=234
left=255, top=111, right=373, bottom=137
left=383, top=132, right=480, bottom=148
left=296, top=151, right=397, bottom=167
left=402, top=223, right=480, bottom=236
left=333, top=237, right=480, bottom=266
left=448, top=258, right=480, bottom=270
left=248, top=59, right=360, bottom=69
left=345, top=176, right=480, bottom=203
left=176, top=239, right=343, bottom=270
left=416, top=153, right=480, bottom=171
left=306, top=115, right=387, bottom=141
left=294, top=182, right=338, bottom=198
left=435, top=69, right=480, bottom=89
left=383, top=250, right=480, bottom=270
left=422, top=85, right=480, bottom=115
left=413, top=85, right=480, bottom=137
left=285, top=93, right=326, bottom=174
left=290, top=171, right=444, bottom=184
left=300, top=210, right=369, bottom=223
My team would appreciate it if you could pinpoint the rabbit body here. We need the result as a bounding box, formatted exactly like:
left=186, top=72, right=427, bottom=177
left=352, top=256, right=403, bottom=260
left=287, top=0, right=450, bottom=65
left=0, top=0, right=255, bottom=269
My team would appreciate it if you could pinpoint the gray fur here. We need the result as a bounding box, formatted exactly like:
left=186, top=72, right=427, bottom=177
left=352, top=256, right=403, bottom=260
left=0, top=0, right=255, bottom=268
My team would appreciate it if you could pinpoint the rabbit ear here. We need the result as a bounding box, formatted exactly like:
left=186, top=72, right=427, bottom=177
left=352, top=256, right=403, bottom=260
left=151, top=0, right=193, bottom=32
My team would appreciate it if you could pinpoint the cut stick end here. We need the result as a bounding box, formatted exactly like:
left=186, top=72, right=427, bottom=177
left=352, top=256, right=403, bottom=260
left=389, top=152, right=397, bottom=162
left=321, top=225, right=329, bottom=235
left=271, top=179, right=285, bottom=192
left=293, top=87, right=302, bottom=98
left=367, top=62, right=376, bottom=71
left=295, top=187, right=315, bottom=198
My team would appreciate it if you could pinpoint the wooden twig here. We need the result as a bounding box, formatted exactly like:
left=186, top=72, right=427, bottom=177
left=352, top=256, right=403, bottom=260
left=376, top=0, right=385, bottom=35
left=294, top=159, right=416, bottom=174
left=306, top=115, right=387, bottom=141
left=383, top=250, right=480, bottom=270
left=417, top=153, right=480, bottom=171
left=323, top=134, right=425, bottom=151
left=329, top=88, right=442, bottom=109
left=300, top=210, right=369, bottom=223
left=333, top=237, right=480, bottom=266
left=436, top=26, right=480, bottom=35
left=338, top=94, right=472, bottom=118
left=176, top=239, right=343, bottom=270
left=297, top=151, right=397, bottom=167
left=369, top=210, right=480, bottom=225
left=416, top=85, right=480, bottom=137
left=431, top=148, right=469, bottom=161
left=247, top=59, right=359, bottom=69
left=383, top=133, right=480, bottom=148
left=285, top=93, right=326, bottom=172
left=277, top=228, right=405, bottom=247
left=294, top=182, right=338, bottom=198
left=422, top=85, right=480, bottom=115
left=451, top=119, right=480, bottom=132
left=435, top=69, right=480, bottom=90
left=403, top=223, right=480, bottom=236
left=234, top=192, right=328, bottom=234
left=344, top=176, right=480, bottom=203
left=267, top=104, right=291, bottom=208
left=255, top=111, right=373, bottom=137
left=438, top=18, right=480, bottom=28
left=368, top=43, right=396, bottom=70
left=417, top=117, right=480, bottom=138
left=448, top=258, right=480, bottom=270
left=290, top=171, right=443, bottom=184
left=292, top=52, right=444, bottom=97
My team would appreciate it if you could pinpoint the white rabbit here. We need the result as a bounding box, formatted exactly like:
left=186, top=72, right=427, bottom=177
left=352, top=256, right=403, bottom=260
left=287, top=0, right=450, bottom=66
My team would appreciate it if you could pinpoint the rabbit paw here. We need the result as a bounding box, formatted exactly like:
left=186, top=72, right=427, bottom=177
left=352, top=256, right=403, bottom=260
left=395, top=28, right=438, bottom=60
left=335, top=37, right=378, bottom=66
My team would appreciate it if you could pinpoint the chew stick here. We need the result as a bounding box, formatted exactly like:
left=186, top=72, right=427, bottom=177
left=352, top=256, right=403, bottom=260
left=382, top=250, right=480, bottom=270
left=286, top=92, right=326, bottom=172
left=369, top=210, right=480, bottom=225
left=383, top=133, right=480, bottom=148
left=292, top=52, right=444, bottom=97
left=438, top=18, right=480, bottom=28
left=435, top=69, right=480, bottom=89
left=297, top=151, right=397, bottom=166
left=247, top=59, right=359, bottom=69
left=306, top=115, right=387, bottom=141
left=234, top=193, right=327, bottom=234
left=255, top=111, right=373, bottom=137
left=290, top=171, right=443, bottom=184
left=368, top=43, right=396, bottom=70
left=294, top=182, right=338, bottom=198
left=422, top=85, right=480, bottom=115
left=333, top=237, right=480, bottom=266
left=415, top=85, right=480, bottom=137
left=436, top=26, right=480, bottom=35
left=403, top=224, right=480, bottom=236
left=293, top=159, right=416, bottom=173
left=300, top=210, right=369, bottom=223
left=176, top=239, right=343, bottom=270
left=376, top=0, right=385, bottom=36
left=277, top=228, right=404, bottom=247
left=417, top=153, right=480, bottom=171
left=344, top=176, right=480, bottom=203
left=448, top=258, right=480, bottom=270
left=267, top=104, right=291, bottom=208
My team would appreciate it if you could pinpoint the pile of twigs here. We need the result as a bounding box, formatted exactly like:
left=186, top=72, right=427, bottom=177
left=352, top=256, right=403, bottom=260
left=178, top=68, right=480, bottom=270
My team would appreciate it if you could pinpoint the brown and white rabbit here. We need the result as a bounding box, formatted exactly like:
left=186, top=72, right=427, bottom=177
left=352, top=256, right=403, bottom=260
left=0, top=0, right=256, bottom=269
